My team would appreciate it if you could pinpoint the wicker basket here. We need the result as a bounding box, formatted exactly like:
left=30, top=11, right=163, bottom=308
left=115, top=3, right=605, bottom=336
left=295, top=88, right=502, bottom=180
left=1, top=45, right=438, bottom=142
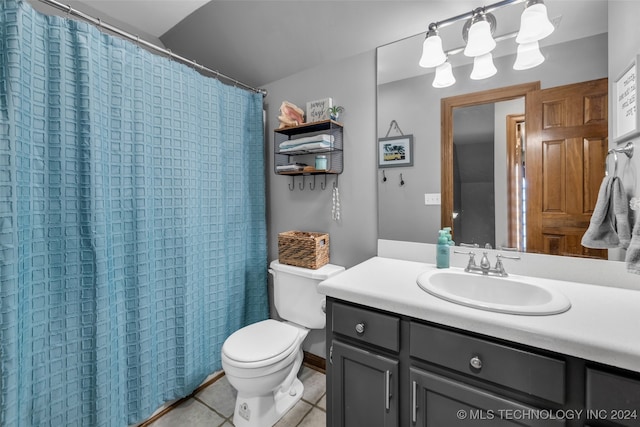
left=278, top=231, right=329, bottom=269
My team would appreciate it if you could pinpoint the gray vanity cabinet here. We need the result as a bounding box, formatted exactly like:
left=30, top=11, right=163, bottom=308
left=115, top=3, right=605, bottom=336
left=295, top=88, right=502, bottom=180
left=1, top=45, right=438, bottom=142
left=330, top=341, right=399, bottom=427
left=326, top=297, right=640, bottom=427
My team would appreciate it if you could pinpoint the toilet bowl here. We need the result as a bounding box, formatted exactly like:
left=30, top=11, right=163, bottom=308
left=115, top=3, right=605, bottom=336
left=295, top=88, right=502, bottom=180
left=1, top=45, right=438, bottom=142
left=221, top=260, right=344, bottom=427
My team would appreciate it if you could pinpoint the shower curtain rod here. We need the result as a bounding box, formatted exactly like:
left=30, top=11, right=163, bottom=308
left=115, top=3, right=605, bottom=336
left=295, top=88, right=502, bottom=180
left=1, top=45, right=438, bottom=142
left=36, top=0, right=268, bottom=97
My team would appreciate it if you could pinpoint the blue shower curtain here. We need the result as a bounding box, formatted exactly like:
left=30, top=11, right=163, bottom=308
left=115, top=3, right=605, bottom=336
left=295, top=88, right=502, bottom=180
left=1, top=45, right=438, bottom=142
left=0, top=1, right=268, bottom=425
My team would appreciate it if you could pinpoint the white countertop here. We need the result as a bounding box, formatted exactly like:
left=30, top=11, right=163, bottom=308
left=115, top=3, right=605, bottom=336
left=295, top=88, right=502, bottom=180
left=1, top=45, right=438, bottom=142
left=318, top=256, right=640, bottom=373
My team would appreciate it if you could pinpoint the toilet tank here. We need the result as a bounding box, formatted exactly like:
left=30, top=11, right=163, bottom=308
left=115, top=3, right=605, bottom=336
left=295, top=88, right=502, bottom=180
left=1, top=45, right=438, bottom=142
left=269, top=260, right=345, bottom=329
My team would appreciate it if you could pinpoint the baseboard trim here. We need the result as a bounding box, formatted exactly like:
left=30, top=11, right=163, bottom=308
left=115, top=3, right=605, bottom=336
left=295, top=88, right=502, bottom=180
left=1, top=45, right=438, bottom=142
left=303, top=351, right=326, bottom=373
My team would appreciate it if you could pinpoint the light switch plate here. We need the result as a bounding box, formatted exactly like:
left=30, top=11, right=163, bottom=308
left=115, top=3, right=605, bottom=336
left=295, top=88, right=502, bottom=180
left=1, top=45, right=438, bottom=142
left=424, top=193, right=441, bottom=205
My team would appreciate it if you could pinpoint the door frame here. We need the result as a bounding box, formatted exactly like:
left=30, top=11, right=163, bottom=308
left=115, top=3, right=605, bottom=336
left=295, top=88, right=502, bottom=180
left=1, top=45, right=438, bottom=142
left=441, top=82, right=541, bottom=238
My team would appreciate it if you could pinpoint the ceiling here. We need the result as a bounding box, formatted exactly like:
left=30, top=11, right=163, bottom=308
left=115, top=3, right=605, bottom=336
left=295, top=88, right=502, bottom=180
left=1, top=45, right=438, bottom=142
left=38, top=0, right=607, bottom=89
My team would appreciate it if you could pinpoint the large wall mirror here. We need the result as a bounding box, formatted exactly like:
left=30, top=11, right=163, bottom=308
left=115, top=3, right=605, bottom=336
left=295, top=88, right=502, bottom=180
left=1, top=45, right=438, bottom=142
left=377, top=0, right=611, bottom=258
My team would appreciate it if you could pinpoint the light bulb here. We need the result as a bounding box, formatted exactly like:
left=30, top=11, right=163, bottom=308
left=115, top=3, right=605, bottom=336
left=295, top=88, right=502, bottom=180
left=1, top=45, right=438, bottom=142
left=513, top=41, right=545, bottom=70
left=419, top=30, right=446, bottom=68
left=464, top=18, right=496, bottom=57
left=516, top=1, right=554, bottom=44
left=470, top=53, right=497, bottom=80
left=433, top=61, right=456, bottom=88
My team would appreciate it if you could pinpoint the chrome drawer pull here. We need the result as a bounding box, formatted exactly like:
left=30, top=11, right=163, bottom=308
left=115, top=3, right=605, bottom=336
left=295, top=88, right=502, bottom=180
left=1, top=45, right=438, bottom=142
left=412, top=380, right=418, bottom=423
left=470, top=356, right=483, bottom=370
left=385, top=370, right=391, bottom=411
left=355, top=322, right=365, bottom=334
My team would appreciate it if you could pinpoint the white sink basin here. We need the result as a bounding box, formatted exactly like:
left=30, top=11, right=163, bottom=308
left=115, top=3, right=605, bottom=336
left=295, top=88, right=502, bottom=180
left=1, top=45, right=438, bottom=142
left=416, top=269, right=571, bottom=315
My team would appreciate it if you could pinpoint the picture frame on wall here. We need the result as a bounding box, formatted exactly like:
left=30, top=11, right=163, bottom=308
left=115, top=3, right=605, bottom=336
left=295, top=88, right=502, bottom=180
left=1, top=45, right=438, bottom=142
left=306, top=98, right=333, bottom=123
left=612, top=55, right=640, bottom=144
left=378, top=135, right=413, bottom=168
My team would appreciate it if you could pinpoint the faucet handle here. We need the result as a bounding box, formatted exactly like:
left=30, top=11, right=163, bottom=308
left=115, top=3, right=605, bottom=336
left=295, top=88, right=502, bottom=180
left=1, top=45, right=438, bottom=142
left=494, top=253, right=520, bottom=277
left=453, top=250, right=477, bottom=270
left=496, top=253, right=521, bottom=261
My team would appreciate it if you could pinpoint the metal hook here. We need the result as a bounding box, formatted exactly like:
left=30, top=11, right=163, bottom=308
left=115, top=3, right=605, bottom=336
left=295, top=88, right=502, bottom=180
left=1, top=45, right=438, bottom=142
left=321, top=174, right=327, bottom=190
left=309, top=175, right=316, bottom=190
left=333, top=174, right=339, bottom=189
left=400, top=173, right=405, bottom=186
left=299, top=175, right=306, bottom=190
left=288, top=176, right=295, bottom=191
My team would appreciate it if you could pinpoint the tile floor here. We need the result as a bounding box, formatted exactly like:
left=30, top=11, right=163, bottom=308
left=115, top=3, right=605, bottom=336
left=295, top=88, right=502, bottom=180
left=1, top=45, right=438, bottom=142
left=145, top=365, right=326, bottom=427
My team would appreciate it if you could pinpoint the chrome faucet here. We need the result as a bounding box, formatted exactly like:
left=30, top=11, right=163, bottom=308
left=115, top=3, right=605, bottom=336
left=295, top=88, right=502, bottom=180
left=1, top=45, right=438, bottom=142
left=454, top=250, right=520, bottom=277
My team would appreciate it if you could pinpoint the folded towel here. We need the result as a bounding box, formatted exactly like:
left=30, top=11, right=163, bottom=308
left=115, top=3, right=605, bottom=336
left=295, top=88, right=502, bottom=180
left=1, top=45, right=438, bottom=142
left=581, top=176, right=617, bottom=248
left=279, top=141, right=332, bottom=153
left=625, top=212, right=640, bottom=274
left=279, top=134, right=333, bottom=149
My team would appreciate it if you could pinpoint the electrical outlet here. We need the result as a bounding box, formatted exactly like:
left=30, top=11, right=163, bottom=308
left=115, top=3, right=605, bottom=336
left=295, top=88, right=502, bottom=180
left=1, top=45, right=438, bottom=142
left=424, top=193, right=441, bottom=205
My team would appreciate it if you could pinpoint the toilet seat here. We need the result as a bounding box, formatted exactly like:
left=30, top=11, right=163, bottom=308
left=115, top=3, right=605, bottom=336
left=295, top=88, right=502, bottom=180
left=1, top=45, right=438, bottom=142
left=222, top=319, right=303, bottom=369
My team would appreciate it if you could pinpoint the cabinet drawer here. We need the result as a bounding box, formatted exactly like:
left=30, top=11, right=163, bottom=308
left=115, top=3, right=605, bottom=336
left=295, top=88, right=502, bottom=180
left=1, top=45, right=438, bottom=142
left=586, top=368, right=640, bottom=426
left=332, top=302, right=399, bottom=352
left=410, top=322, right=566, bottom=404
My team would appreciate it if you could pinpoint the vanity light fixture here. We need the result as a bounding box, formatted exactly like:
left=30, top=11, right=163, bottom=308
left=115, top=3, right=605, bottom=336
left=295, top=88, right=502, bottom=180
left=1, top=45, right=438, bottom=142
left=418, top=0, right=555, bottom=86
left=463, top=9, right=497, bottom=57
left=419, top=24, right=447, bottom=68
left=433, top=60, right=456, bottom=88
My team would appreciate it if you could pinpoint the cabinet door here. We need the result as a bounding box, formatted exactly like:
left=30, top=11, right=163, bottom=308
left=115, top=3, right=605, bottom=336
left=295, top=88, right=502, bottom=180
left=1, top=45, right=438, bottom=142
left=331, top=340, right=399, bottom=427
left=409, top=368, right=565, bottom=427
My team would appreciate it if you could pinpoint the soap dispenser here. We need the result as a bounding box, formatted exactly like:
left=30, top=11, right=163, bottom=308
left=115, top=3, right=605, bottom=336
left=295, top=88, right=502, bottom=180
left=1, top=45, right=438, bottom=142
left=443, top=227, right=455, bottom=246
left=436, top=230, right=450, bottom=269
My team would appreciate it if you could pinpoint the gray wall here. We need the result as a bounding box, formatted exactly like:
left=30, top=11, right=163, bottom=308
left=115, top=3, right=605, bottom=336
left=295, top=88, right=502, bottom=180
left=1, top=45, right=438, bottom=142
left=377, top=34, right=609, bottom=244
left=263, top=52, right=378, bottom=356
left=263, top=51, right=378, bottom=270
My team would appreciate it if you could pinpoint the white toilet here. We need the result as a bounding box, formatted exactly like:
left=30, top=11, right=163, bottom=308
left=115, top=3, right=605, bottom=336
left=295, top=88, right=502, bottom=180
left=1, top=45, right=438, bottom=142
left=221, top=260, right=344, bottom=427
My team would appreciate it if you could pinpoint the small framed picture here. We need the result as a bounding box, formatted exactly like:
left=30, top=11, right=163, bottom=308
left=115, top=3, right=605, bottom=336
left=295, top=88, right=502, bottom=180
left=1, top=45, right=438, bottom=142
left=306, top=98, right=333, bottom=123
left=613, top=55, right=640, bottom=144
left=378, top=135, right=413, bottom=168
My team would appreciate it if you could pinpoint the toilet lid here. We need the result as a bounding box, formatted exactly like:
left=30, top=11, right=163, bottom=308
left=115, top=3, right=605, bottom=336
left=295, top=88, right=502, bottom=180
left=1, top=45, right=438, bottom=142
left=223, top=319, right=300, bottom=364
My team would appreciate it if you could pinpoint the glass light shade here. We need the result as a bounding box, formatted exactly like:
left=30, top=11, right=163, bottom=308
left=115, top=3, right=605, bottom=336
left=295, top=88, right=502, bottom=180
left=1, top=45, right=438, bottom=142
left=516, top=3, right=554, bottom=44
left=470, top=53, right=497, bottom=80
left=463, top=20, right=496, bottom=57
left=419, top=34, right=446, bottom=68
left=513, top=41, right=545, bottom=70
left=432, top=62, right=456, bottom=88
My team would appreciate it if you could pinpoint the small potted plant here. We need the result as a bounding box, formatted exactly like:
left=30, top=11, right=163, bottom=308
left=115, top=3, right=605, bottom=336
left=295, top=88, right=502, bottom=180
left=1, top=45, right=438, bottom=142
left=327, top=105, right=344, bottom=121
